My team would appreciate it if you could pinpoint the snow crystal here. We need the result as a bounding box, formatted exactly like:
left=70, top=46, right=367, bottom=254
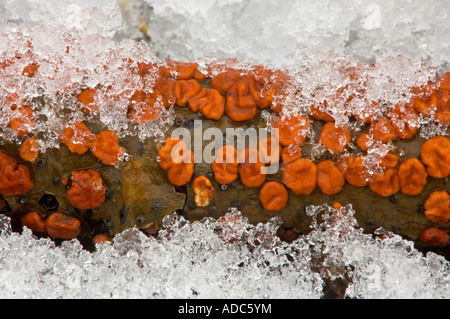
left=1, top=206, right=450, bottom=298
left=0, top=211, right=323, bottom=299
left=143, top=0, right=450, bottom=73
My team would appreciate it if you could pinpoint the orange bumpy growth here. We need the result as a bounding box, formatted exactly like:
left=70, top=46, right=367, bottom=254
left=259, top=180, right=288, bottom=212
left=193, top=175, right=215, bottom=207
left=356, top=133, right=376, bottom=152
left=310, top=103, right=334, bottom=122
left=388, top=103, right=419, bottom=140
left=397, top=158, right=428, bottom=195
left=225, top=78, right=259, bottom=122
left=128, top=90, right=161, bottom=125
left=93, top=234, right=112, bottom=245
left=434, top=72, right=450, bottom=124
left=61, top=122, right=94, bottom=155
left=419, top=227, right=450, bottom=247
left=238, top=148, right=266, bottom=188
left=67, top=169, right=106, bottom=210
left=22, top=62, right=39, bottom=78
left=412, top=88, right=438, bottom=118
left=368, top=168, right=400, bottom=197
left=282, top=157, right=317, bottom=195
left=424, top=190, right=450, bottom=223
left=20, top=211, right=46, bottom=233
left=166, top=151, right=195, bottom=186
left=19, top=136, right=39, bottom=163
left=0, top=151, right=34, bottom=196
left=316, top=160, right=345, bottom=195
left=370, top=117, right=398, bottom=143
left=280, top=145, right=302, bottom=163
left=77, top=88, right=98, bottom=113
left=158, top=138, right=188, bottom=170
left=90, top=130, right=125, bottom=166
left=9, top=106, right=35, bottom=137
left=152, top=77, right=176, bottom=107
left=273, top=114, right=311, bottom=147
left=379, top=153, right=399, bottom=169
left=319, top=122, right=351, bottom=153
left=45, top=212, right=81, bottom=240
left=158, top=138, right=194, bottom=186
left=174, top=79, right=202, bottom=107
left=188, top=88, right=225, bottom=120
left=420, top=135, right=450, bottom=178
left=258, top=136, right=279, bottom=165
left=339, top=155, right=369, bottom=187
left=210, top=68, right=241, bottom=94
left=211, top=145, right=239, bottom=184
left=164, top=61, right=206, bottom=81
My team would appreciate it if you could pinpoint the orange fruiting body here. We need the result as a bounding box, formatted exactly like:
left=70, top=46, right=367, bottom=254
left=19, top=136, right=39, bottom=163
left=388, top=103, right=419, bottom=140
left=397, top=158, right=428, bottom=195
left=368, top=168, right=400, bottom=197
left=356, top=133, right=375, bottom=152
left=174, top=79, right=202, bottom=107
left=282, top=157, right=317, bottom=195
left=419, top=227, right=450, bottom=247
left=128, top=90, right=161, bottom=125
left=188, top=88, right=225, bottom=120
left=93, top=234, right=112, bottom=245
left=420, top=135, right=450, bottom=178
left=424, top=190, right=450, bottom=223
left=193, top=175, right=215, bottom=207
left=319, top=122, right=351, bottom=153
left=379, top=153, right=399, bottom=169
left=339, top=155, right=369, bottom=187
left=238, top=148, right=266, bottom=188
left=273, top=114, right=311, bottom=147
left=310, top=103, right=334, bottom=122
left=259, top=180, right=288, bottom=212
left=370, top=117, right=398, bottom=143
left=45, top=212, right=81, bottom=240
left=210, top=69, right=241, bottom=94
left=20, top=211, right=46, bottom=233
left=166, top=151, right=195, bottom=186
left=211, top=145, right=239, bottom=184
left=225, top=78, right=259, bottom=122
left=280, top=145, right=302, bottom=163
left=158, top=138, right=189, bottom=170
left=61, top=122, right=94, bottom=155
left=91, top=130, right=125, bottom=166
left=67, top=169, right=106, bottom=210
left=77, top=88, right=98, bottom=113
left=9, top=106, right=35, bottom=137
left=258, top=136, right=279, bottom=165
left=0, top=151, right=34, bottom=196
left=22, top=62, right=39, bottom=78
left=158, top=138, right=195, bottom=186
left=316, top=160, right=345, bottom=195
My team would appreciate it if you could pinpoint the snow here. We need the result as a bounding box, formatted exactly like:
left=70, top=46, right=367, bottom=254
left=1, top=0, right=450, bottom=299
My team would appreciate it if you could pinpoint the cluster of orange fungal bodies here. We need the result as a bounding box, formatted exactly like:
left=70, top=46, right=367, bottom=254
left=20, top=210, right=80, bottom=240
left=19, top=209, right=112, bottom=243
left=2, top=54, right=450, bottom=248
left=19, top=168, right=108, bottom=241
left=127, top=59, right=294, bottom=125
left=60, top=122, right=125, bottom=166
left=152, top=65, right=450, bottom=249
